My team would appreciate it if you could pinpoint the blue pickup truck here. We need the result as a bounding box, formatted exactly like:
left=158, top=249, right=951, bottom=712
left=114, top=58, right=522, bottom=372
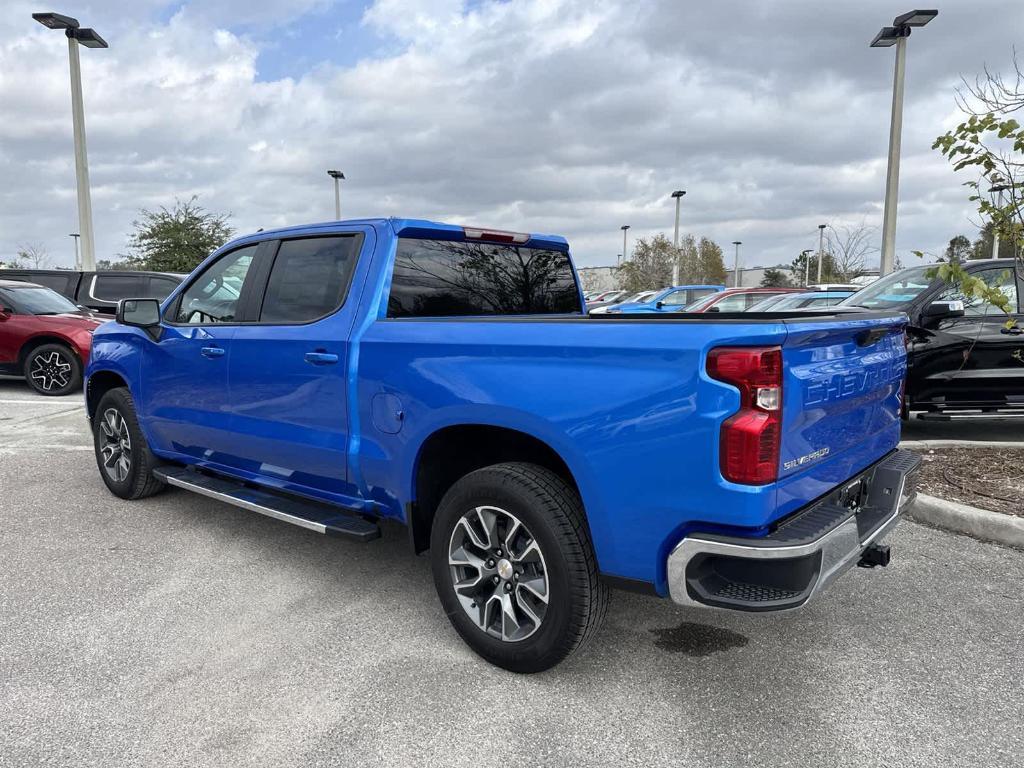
left=85, top=218, right=920, bottom=672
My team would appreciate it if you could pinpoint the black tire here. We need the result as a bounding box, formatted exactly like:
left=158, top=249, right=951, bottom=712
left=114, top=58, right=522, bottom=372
left=430, top=462, right=609, bottom=673
left=23, top=343, right=82, bottom=396
left=92, top=387, right=166, bottom=500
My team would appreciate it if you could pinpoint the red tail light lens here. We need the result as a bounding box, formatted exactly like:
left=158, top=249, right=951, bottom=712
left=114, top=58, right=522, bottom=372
left=707, top=346, right=782, bottom=485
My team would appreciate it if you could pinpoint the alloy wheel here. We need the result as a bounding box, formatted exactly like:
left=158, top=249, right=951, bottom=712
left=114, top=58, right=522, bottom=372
left=448, top=506, right=549, bottom=642
left=98, top=408, right=132, bottom=483
left=29, top=350, right=72, bottom=392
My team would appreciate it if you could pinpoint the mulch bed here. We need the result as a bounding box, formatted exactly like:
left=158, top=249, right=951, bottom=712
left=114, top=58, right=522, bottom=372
left=908, top=445, right=1024, bottom=518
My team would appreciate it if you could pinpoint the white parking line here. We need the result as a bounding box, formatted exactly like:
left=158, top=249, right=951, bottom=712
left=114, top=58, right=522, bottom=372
left=0, top=400, right=81, bottom=405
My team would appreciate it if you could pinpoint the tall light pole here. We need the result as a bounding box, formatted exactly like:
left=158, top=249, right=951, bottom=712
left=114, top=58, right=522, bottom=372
left=671, top=190, right=686, bottom=285
left=69, top=233, right=80, bottom=269
left=732, top=241, right=742, bottom=287
left=327, top=169, right=345, bottom=219
left=33, top=12, right=107, bottom=273
left=871, top=9, right=938, bottom=276
left=989, top=183, right=1011, bottom=259
left=800, top=249, right=813, bottom=287
left=621, top=225, right=630, bottom=269
left=817, top=224, right=827, bottom=283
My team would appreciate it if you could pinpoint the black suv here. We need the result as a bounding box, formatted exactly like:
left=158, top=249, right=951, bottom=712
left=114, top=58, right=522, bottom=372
left=839, top=258, right=1024, bottom=414
left=0, top=269, right=184, bottom=316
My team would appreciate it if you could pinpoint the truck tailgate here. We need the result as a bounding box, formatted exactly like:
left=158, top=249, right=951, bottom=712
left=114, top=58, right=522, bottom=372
left=775, top=313, right=907, bottom=517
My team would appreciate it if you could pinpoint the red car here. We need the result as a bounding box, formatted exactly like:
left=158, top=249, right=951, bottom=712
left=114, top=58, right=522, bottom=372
left=681, top=287, right=804, bottom=313
left=0, top=279, right=104, bottom=395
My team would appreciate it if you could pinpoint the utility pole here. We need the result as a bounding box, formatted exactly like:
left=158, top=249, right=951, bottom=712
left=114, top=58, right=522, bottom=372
left=671, top=190, right=685, bottom=285
left=69, top=233, right=81, bottom=269
left=732, top=241, right=742, bottom=287
left=621, top=225, right=630, bottom=268
left=800, top=249, right=812, bottom=287
left=327, top=170, right=345, bottom=219
left=817, top=224, right=827, bottom=283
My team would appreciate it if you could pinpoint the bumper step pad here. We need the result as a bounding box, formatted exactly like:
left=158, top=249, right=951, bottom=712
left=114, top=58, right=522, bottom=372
left=667, top=450, right=922, bottom=612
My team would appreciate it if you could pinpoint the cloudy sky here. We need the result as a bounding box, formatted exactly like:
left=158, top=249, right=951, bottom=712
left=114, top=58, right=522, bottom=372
left=1, top=0, right=1022, bottom=271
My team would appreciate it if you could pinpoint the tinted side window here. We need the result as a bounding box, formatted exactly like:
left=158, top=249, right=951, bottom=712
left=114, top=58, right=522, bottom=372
left=387, top=239, right=580, bottom=318
left=174, top=245, right=257, bottom=324
left=938, top=267, right=1019, bottom=316
left=93, top=274, right=147, bottom=301
left=10, top=272, right=76, bottom=295
left=148, top=277, right=179, bottom=300
left=259, top=236, right=360, bottom=324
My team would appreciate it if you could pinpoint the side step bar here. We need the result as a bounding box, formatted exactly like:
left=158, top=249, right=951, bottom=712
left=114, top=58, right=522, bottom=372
left=153, top=466, right=381, bottom=542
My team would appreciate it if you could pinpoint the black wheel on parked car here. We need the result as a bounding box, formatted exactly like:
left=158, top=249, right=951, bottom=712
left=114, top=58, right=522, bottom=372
left=92, top=387, right=166, bottom=500
left=430, top=462, right=609, bottom=673
left=23, top=343, right=81, bottom=396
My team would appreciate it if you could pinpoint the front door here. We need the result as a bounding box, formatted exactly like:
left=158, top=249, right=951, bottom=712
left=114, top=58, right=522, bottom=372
left=910, top=265, right=1024, bottom=407
left=225, top=232, right=367, bottom=502
left=141, top=243, right=261, bottom=462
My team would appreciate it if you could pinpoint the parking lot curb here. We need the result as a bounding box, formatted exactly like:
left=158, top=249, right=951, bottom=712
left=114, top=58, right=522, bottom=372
left=908, top=494, right=1024, bottom=551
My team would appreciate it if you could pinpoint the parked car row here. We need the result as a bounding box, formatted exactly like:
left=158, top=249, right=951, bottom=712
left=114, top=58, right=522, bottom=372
left=0, top=268, right=185, bottom=315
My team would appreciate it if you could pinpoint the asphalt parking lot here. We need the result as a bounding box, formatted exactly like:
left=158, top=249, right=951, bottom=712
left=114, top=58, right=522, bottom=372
left=1, top=379, right=1022, bottom=768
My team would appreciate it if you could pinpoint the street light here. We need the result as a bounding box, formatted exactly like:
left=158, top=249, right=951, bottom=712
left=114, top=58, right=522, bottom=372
left=800, top=249, right=813, bottom=286
left=871, top=9, right=938, bottom=276
left=670, top=190, right=686, bottom=285
left=620, top=225, right=630, bottom=267
left=68, top=233, right=80, bottom=269
left=731, top=241, right=742, bottom=287
left=327, top=169, right=345, bottom=219
left=33, top=11, right=108, bottom=273
left=817, top=224, right=827, bottom=283
left=989, top=183, right=1012, bottom=259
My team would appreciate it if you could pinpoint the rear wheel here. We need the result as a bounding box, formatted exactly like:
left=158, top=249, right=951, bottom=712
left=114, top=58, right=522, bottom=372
left=23, top=343, right=81, bottom=396
left=430, top=462, right=608, bottom=673
left=92, top=388, right=166, bottom=500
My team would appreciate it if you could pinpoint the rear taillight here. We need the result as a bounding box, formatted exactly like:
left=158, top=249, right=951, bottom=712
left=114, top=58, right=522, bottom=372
left=707, top=346, right=782, bottom=485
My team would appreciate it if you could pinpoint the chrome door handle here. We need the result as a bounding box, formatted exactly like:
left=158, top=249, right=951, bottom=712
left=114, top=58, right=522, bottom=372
left=304, top=351, right=339, bottom=365
left=200, top=346, right=225, bottom=358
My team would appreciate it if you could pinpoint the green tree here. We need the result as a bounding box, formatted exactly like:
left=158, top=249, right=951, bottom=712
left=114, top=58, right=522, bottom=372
left=617, top=233, right=675, bottom=292
left=970, top=222, right=1016, bottom=260
left=932, top=49, right=1024, bottom=329
left=125, top=197, right=234, bottom=273
left=760, top=268, right=792, bottom=288
left=944, top=234, right=973, bottom=262
left=791, top=249, right=841, bottom=284
left=695, top=237, right=727, bottom=284
left=676, top=234, right=700, bottom=283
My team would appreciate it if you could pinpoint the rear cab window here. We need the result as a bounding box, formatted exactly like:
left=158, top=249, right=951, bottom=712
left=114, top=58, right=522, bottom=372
left=387, top=238, right=581, bottom=318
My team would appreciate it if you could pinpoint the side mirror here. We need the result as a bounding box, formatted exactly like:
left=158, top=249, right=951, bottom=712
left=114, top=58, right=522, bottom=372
left=117, top=298, right=161, bottom=328
left=655, top=301, right=664, bottom=309
left=0, top=306, right=13, bottom=320
left=923, top=299, right=965, bottom=320
left=706, top=306, right=721, bottom=313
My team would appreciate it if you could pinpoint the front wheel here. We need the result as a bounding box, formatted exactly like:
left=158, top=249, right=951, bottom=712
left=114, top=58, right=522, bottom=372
left=430, top=462, right=609, bottom=673
left=23, top=343, right=81, bottom=396
left=92, top=387, right=166, bottom=500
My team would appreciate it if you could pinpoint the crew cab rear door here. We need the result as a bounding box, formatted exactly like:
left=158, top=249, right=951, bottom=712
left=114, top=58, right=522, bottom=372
left=224, top=230, right=371, bottom=503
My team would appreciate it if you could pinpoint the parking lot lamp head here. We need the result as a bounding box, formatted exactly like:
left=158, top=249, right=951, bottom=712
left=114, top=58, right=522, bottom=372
left=32, top=12, right=79, bottom=29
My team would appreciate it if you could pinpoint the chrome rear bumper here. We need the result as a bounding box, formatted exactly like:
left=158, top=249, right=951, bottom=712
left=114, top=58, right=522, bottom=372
left=666, top=449, right=922, bottom=612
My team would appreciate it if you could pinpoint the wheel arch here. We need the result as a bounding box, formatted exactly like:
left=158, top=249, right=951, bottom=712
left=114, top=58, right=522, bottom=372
left=85, top=369, right=129, bottom=420
left=18, top=334, right=79, bottom=367
left=407, top=423, right=584, bottom=554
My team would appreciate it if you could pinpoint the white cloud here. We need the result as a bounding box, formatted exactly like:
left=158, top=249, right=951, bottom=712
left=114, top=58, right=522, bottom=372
left=1, top=0, right=1022, bottom=271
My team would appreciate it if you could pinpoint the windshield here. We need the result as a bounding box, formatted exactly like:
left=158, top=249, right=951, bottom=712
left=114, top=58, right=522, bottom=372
left=839, top=266, right=935, bottom=309
left=683, top=293, right=720, bottom=311
left=746, top=294, right=790, bottom=312
left=3, top=286, right=80, bottom=315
